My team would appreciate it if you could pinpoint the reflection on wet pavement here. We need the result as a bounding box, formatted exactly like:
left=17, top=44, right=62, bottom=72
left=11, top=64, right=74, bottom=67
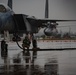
left=0, top=49, right=59, bottom=75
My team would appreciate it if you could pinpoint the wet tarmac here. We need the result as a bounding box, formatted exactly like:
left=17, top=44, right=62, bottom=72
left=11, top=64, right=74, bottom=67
left=0, top=42, right=48, bottom=75
left=0, top=42, right=76, bottom=75
left=0, top=51, right=46, bottom=75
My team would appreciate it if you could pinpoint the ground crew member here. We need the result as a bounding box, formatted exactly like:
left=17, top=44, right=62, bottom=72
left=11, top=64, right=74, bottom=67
left=32, top=39, right=37, bottom=49
left=22, top=36, right=31, bottom=50
left=4, top=43, right=8, bottom=58
left=1, top=39, right=6, bottom=51
left=1, top=40, right=8, bottom=58
left=22, top=36, right=31, bottom=69
left=32, top=39, right=38, bottom=57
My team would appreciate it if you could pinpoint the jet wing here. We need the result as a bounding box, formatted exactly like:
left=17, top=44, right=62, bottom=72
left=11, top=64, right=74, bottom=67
left=13, top=14, right=76, bottom=33
left=58, top=25, right=76, bottom=27
left=26, top=17, right=76, bottom=27
left=37, top=19, right=76, bottom=22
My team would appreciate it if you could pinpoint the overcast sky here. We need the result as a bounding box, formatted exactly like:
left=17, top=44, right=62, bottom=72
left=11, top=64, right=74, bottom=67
left=0, top=0, right=76, bottom=33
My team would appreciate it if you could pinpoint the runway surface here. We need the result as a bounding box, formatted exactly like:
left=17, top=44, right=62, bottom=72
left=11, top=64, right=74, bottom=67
left=0, top=41, right=76, bottom=75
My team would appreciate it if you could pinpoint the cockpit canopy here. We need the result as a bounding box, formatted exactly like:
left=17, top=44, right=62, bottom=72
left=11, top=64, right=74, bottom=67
left=0, top=5, right=6, bottom=12
left=0, top=4, right=12, bottom=13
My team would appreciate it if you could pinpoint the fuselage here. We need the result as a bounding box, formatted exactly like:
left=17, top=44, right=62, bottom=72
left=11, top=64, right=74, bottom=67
left=0, top=3, right=59, bottom=36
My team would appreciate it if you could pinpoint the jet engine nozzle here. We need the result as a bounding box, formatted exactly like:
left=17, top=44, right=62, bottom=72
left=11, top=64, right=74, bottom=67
left=44, top=27, right=58, bottom=36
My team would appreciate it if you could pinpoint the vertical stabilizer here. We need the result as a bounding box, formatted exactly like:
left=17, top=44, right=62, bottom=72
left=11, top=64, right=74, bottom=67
left=8, top=0, right=12, bottom=9
left=45, top=0, right=49, bottom=18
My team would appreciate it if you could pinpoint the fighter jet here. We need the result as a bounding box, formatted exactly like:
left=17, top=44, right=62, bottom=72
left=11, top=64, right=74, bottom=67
left=0, top=0, right=76, bottom=36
